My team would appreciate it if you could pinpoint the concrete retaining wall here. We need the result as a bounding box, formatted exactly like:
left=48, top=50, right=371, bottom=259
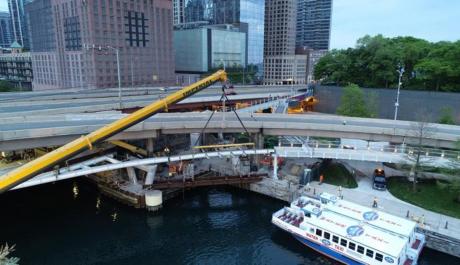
left=421, top=228, right=460, bottom=257
left=316, top=86, right=460, bottom=123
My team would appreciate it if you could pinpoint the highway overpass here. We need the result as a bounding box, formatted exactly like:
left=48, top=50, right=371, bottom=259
left=1, top=112, right=459, bottom=151
left=0, top=85, right=300, bottom=117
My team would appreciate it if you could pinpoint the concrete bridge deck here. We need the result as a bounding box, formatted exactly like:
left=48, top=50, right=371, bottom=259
left=1, top=112, right=459, bottom=151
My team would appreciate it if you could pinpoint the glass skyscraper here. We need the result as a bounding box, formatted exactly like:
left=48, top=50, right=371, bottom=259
left=8, top=0, right=32, bottom=49
left=183, top=0, right=264, bottom=66
left=0, top=12, right=13, bottom=48
left=296, top=0, right=332, bottom=50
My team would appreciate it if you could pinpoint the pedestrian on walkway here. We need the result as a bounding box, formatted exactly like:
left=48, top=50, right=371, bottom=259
left=319, top=174, right=324, bottom=185
left=338, top=186, right=343, bottom=199
left=372, top=197, right=378, bottom=208
left=305, top=182, right=311, bottom=192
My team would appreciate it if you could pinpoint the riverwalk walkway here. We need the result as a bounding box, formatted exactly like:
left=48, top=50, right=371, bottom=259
left=302, top=177, right=460, bottom=242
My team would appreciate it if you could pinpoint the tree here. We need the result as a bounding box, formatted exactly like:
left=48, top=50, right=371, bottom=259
left=408, top=114, right=437, bottom=192
left=438, top=107, right=456, bottom=125
left=0, top=81, right=17, bottom=92
left=336, top=84, right=375, bottom=117
left=314, top=35, right=460, bottom=91
left=0, top=243, right=19, bottom=265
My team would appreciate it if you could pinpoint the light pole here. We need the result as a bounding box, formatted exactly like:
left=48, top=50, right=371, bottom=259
left=394, top=65, right=405, bottom=120
left=106, top=46, right=122, bottom=109
left=84, top=44, right=122, bottom=109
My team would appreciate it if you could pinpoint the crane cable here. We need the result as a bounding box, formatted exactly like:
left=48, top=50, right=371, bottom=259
left=193, top=84, right=251, bottom=148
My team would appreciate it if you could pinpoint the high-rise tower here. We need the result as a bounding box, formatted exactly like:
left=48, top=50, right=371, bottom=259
left=296, top=0, right=332, bottom=50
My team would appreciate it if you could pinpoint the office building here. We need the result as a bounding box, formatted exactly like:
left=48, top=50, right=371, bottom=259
left=264, top=0, right=307, bottom=85
left=296, top=0, right=332, bottom=50
left=306, top=48, right=327, bottom=83
left=0, top=41, right=33, bottom=90
left=182, top=0, right=264, bottom=66
left=174, top=25, right=246, bottom=73
left=8, top=0, right=30, bottom=49
left=173, top=0, right=185, bottom=25
left=0, top=12, right=13, bottom=48
left=26, top=0, right=175, bottom=90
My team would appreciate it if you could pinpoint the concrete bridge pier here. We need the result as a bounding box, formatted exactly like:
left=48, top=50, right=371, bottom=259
left=144, top=165, right=157, bottom=185
left=146, top=138, right=154, bottom=157
left=190, top=133, right=201, bottom=149
left=255, top=132, right=265, bottom=149
left=127, top=167, right=138, bottom=185
left=272, top=154, right=279, bottom=180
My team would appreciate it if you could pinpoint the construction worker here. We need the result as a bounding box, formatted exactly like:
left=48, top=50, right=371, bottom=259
left=372, top=197, right=378, bottom=208
left=164, top=146, right=170, bottom=163
left=319, top=174, right=324, bottom=185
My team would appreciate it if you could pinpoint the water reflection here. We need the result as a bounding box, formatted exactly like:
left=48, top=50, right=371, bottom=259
left=0, top=180, right=458, bottom=265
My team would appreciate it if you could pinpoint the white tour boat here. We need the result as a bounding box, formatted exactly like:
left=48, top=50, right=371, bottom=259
left=272, top=193, right=425, bottom=265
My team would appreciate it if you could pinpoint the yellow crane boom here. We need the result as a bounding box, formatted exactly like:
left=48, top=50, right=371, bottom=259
left=0, top=70, right=228, bottom=193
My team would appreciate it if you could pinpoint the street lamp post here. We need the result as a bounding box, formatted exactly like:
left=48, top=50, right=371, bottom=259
left=106, top=46, right=122, bottom=109
left=394, top=66, right=405, bottom=120
left=84, top=44, right=122, bottom=109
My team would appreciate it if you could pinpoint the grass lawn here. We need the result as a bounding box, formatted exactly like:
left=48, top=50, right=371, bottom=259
left=320, top=162, right=358, bottom=188
left=388, top=178, right=460, bottom=219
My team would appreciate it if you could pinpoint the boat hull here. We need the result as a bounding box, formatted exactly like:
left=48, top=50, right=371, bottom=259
left=292, top=234, right=364, bottom=265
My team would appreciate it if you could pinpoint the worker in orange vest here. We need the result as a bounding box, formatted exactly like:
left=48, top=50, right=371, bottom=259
left=319, top=174, right=324, bottom=185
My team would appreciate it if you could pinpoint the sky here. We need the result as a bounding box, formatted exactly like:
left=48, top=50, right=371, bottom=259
left=0, top=1, right=6, bottom=12
left=331, top=0, right=460, bottom=49
left=0, top=0, right=458, bottom=50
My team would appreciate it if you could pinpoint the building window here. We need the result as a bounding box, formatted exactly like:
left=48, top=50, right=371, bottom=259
left=332, top=235, right=339, bottom=243
left=124, top=11, right=148, bottom=47
left=348, top=242, right=356, bottom=251
left=366, top=249, right=374, bottom=258
left=357, top=245, right=364, bottom=254
left=315, top=229, right=322, bottom=237
left=63, top=16, right=81, bottom=51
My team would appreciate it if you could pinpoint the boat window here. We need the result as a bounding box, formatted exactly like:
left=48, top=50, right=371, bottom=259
left=348, top=242, right=356, bottom=251
left=340, top=238, right=347, bottom=247
left=323, top=232, right=330, bottom=240
left=375, top=253, right=383, bottom=262
left=315, top=229, right=322, bottom=237
left=366, top=249, right=374, bottom=258
left=357, top=245, right=364, bottom=254
left=332, top=235, right=339, bottom=243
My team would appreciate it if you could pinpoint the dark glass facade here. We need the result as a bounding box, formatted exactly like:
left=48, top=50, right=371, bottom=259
left=8, top=0, right=30, bottom=49
left=0, top=12, right=13, bottom=48
left=296, top=0, right=332, bottom=50
left=26, top=0, right=55, bottom=52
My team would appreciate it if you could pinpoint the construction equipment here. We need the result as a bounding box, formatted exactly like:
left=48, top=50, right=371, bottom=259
left=193, top=142, right=255, bottom=150
left=0, top=70, right=228, bottom=193
left=110, top=140, right=148, bottom=157
left=287, top=96, right=318, bottom=114
left=235, top=102, right=250, bottom=109
left=168, top=161, right=189, bottom=177
left=260, top=155, right=283, bottom=168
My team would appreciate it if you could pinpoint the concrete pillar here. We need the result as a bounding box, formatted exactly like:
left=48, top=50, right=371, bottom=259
left=127, top=167, right=138, bottom=185
left=190, top=133, right=201, bottom=149
left=147, top=138, right=154, bottom=157
left=255, top=133, right=264, bottom=149
left=144, top=165, right=157, bottom=185
left=273, top=154, right=278, bottom=180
